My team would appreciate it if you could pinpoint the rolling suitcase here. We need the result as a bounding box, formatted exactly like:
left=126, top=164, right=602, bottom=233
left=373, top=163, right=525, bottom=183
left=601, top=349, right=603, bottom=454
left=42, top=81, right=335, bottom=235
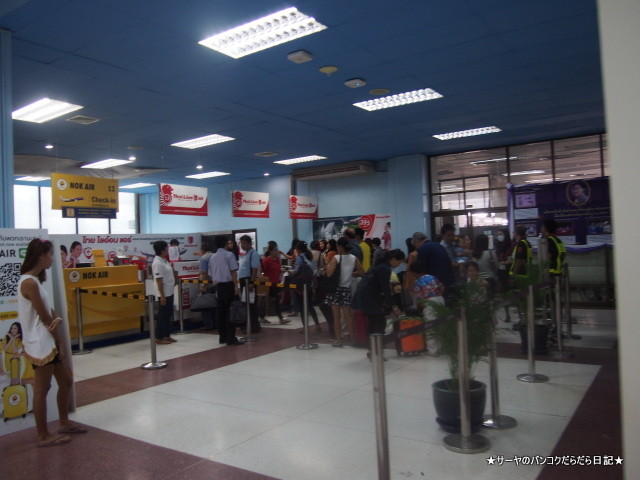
left=353, top=309, right=369, bottom=347
left=393, top=316, right=427, bottom=356
left=3, top=359, right=28, bottom=421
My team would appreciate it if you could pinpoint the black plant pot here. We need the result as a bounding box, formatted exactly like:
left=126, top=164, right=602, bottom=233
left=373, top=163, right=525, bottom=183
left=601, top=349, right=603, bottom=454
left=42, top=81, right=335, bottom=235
left=432, top=379, right=486, bottom=433
left=518, top=324, right=550, bottom=355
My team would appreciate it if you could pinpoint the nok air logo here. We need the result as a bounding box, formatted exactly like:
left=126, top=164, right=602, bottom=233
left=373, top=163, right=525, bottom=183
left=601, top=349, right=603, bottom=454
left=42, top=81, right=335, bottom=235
left=56, top=178, right=68, bottom=190
left=68, top=271, right=81, bottom=283
left=19, top=247, right=27, bottom=258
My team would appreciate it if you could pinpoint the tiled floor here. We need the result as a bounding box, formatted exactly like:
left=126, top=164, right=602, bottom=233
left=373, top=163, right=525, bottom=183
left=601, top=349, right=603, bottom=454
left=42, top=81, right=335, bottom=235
left=0, top=311, right=623, bottom=480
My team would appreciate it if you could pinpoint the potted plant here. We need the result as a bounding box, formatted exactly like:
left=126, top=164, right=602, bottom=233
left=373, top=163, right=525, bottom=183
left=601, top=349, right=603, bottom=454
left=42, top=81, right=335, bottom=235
left=425, top=281, right=496, bottom=433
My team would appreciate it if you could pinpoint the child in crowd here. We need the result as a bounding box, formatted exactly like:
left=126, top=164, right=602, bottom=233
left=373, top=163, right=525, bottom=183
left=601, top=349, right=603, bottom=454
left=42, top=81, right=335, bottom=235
left=409, top=262, right=445, bottom=356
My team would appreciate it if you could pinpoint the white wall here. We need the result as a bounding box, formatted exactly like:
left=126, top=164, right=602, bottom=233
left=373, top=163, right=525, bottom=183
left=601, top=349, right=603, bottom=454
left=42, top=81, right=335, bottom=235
left=598, top=1, right=640, bottom=477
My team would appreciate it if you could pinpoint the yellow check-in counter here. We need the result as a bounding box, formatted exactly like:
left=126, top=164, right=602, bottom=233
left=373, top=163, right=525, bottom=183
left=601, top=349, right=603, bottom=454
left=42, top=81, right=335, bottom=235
left=63, top=265, right=145, bottom=339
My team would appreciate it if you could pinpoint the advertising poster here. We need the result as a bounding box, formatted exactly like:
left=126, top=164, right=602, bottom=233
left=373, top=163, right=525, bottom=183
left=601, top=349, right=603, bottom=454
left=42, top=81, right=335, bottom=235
left=313, top=214, right=392, bottom=249
left=51, top=173, right=119, bottom=219
left=53, top=233, right=202, bottom=270
left=231, top=190, right=270, bottom=218
left=159, top=183, right=208, bottom=216
left=0, top=229, right=61, bottom=436
left=289, top=195, right=318, bottom=219
left=511, top=177, right=611, bottom=248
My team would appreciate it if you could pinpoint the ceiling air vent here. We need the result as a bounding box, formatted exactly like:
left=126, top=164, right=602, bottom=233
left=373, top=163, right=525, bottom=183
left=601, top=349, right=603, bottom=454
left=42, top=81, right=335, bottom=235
left=66, top=115, right=101, bottom=125
left=254, top=151, right=278, bottom=157
left=292, top=161, right=375, bottom=181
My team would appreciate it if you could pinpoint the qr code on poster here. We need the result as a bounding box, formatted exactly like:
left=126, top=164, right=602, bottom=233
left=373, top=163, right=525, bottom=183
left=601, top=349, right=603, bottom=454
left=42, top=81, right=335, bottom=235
left=0, top=263, right=22, bottom=297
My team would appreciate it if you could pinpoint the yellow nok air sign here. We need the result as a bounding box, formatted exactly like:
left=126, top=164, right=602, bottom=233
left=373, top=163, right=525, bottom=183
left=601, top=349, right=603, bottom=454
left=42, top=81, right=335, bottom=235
left=51, top=173, right=119, bottom=210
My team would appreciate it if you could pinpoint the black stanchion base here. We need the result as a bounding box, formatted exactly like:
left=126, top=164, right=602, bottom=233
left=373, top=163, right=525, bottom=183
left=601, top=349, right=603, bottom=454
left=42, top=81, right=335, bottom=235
left=482, top=414, right=517, bottom=429
left=444, top=433, right=490, bottom=454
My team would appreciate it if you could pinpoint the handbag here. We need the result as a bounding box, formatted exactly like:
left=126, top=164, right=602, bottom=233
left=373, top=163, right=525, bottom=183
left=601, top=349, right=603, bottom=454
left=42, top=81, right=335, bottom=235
left=229, top=299, right=247, bottom=325
left=321, top=254, right=341, bottom=294
left=189, top=293, right=217, bottom=311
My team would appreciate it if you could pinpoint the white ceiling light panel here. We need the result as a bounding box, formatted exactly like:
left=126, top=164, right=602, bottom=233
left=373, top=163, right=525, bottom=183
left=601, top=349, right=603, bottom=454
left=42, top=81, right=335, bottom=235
left=171, top=134, right=235, bottom=149
left=199, top=7, right=327, bottom=59
left=12, top=98, right=83, bottom=123
left=120, top=183, right=155, bottom=189
left=81, top=158, right=134, bottom=169
left=16, top=176, right=50, bottom=182
left=433, top=126, right=501, bottom=140
left=273, top=155, right=326, bottom=165
left=185, top=171, right=231, bottom=179
left=353, top=88, right=442, bottom=111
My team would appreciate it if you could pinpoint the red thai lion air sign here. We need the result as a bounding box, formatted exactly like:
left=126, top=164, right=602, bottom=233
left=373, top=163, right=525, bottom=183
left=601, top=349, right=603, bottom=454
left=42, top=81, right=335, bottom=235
left=289, top=195, right=318, bottom=219
left=231, top=190, right=270, bottom=218
left=159, top=183, right=208, bottom=216
left=358, top=214, right=375, bottom=232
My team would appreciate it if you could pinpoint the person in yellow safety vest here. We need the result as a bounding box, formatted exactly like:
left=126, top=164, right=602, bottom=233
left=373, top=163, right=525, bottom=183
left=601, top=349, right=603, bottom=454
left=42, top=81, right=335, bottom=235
left=509, top=225, right=533, bottom=278
left=541, top=218, right=567, bottom=276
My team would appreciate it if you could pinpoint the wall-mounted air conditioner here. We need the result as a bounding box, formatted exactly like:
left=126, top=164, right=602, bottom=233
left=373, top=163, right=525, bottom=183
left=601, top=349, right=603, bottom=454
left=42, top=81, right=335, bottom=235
left=292, top=161, right=376, bottom=181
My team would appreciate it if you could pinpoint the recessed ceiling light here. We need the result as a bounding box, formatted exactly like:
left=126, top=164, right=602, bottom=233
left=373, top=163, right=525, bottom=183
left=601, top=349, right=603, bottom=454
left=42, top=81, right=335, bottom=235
left=120, top=183, right=154, bottom=189
left=433, top=126, right=501, bottom=140
left=287, top=50, right=313, bottom=63
left=369, top=88, right=390, bottom=95
left=273, top=155, right=326, bottom=165
left=524, top=178, right=553, bottom=183
left=185, top=171, right=231, bottom=179
left=264, top=172, right=270, bottom=176
left=12, top=98, right=83, bottom=123
left=199, top=7, right=327, bottom=59
left=45, top=144, right=54, bottom=150
left=81, top=158, right=134, bottom=169
left=345, top=78, right=367, bottom=88
left=504, top=170, right=545, bottom=177
left=196, top=164, right=203, bottom=170
left=319, top=66, right=338, bottom=76
left=128, top=155, right=136, bottom=161
left=353, top=88, right=442, bottom=111
left=171, top=134, right=235, bottom=149
left=16, top=176, right=50, bottom=182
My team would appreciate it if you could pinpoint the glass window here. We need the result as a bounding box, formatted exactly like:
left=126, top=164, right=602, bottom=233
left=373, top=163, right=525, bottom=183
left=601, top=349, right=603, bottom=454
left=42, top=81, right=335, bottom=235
left=433, top=192, right=465, bottom=211
left=110, top=192, right=137, bottom=234
left=40, top=187, right=77, bottom=234
left=508, top=141, right=552, bottom=185
left=13, top=185, right=40, bottom=229
left=553, top=135, right=602, bottom=181
left=464, top=176, right=489, bottom=191
left=431, top=148, right=508, bottom=192
left=78, top=218, right=109, bottom=234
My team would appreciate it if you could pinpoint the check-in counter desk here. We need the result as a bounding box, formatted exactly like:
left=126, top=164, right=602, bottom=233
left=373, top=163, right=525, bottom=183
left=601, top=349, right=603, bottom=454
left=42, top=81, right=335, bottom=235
left=63, top=265, right=145, bottom=339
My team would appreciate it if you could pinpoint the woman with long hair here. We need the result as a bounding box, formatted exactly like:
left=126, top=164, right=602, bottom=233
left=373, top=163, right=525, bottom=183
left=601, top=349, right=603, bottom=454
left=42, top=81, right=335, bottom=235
left=18, top=238, right=86, bottom=447
left=471, top=234, right=497, bottom=298
left=324, top=237, right=365, bottom=346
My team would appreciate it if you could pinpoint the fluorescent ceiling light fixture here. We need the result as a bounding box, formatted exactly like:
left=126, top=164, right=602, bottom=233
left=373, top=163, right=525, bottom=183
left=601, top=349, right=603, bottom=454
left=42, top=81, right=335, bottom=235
left=353, top=88, right=442, bottom=111
left=171, top=134, right=235, bottom=149
left=128, top=155, right=136, bottom=161
left=185, top=171, right=231, bottom=179
left=45, top=144, right=54, bottom=150
left=433, top=126, right=501, bottom=141
left=196, top=164, right=203, bottom=170
left=12, top=98, right=83, bottom=123
left=120, top=183, right=154, bottom=189
left=198, top=7, right=327, bottom=59
left=264, top=172, right=270, bottom=176
left=273, top=155, right=326, bottom=165
left=525, top=178, right=553, bottom=183
left=81, top=158, right=134, bottom=169
left=504, top=170, right=545, bottom=177
left=16, top=176, right=50, bottom=182
left=470, top=157, right=516, bottom=165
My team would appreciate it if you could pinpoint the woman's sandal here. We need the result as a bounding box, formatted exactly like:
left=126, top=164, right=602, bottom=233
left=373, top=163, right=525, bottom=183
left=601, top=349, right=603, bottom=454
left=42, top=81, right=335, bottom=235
left=58, top=424, right=88, bottom=434
left=37, top=434, right=71, bottom=447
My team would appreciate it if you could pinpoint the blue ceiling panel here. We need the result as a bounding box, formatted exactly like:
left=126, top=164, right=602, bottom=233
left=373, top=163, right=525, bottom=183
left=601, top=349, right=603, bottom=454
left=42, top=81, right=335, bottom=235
left=1, top=0, right=605, bottom=183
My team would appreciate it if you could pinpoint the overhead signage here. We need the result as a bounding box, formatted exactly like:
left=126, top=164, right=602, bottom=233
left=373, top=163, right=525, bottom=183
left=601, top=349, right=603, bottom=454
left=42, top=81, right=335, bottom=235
left=51, top=173, right=119, bottom=215
left=232, top=190, right=270, bottom=218
left=289, top=195, right=318, bottom=219
left=159, top=183, right=208, bottom=216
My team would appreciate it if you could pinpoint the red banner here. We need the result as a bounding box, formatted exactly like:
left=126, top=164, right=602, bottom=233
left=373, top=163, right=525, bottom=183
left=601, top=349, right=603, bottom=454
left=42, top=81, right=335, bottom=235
left=232, top=190, right=270, bottom=218
left=289, top=195, right=318, bottom=219
left=159, top=183, right=208, bottom=216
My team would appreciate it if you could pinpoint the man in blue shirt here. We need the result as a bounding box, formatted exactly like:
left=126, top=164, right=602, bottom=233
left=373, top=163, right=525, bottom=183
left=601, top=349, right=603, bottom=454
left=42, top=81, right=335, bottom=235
left=197, top=241, right=216, bottom=331
left=238, top=235, right=261, bottom=334
left=208, top=236, right=242, bottom=345
left=343, top=228, right=363, bottom=262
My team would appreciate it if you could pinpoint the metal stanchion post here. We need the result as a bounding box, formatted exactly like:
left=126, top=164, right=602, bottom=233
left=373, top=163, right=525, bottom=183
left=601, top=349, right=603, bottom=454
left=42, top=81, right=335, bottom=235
left=173, top=281, right=188, bottom=336
left=297, top=284, right=318, bottom=350
left=552, top=276, right=572, bottom=358
left=444, top=307, right=490, bottom=454
left=517, top=286, right=549, bottom=383
left=72, top=288, right=92, bottom=355
left=141, top=295, right=167, bottom=370
left=483, top=335, right=516, bottom=429
left=564, top=264, right=581, bottom=340
left=240, top=279, right=259, bottom=342
left=370, top=334, right=390, bottom=480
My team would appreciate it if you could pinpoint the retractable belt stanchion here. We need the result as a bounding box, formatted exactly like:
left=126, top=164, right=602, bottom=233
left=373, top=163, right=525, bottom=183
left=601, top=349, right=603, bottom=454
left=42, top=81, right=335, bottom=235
left=240, top=279, right=258, bottom=343
left=141, top=295, right=167, bottom=370
left=370, top=333, right=390, bottom=480
left=552, top=275, right=572, bottom=358
left=173, top=281, right=188, bottom=336
left=297, top=283, right=318, bottom=350
left=483, top=334, right=516, bottom=429
left=563, top=264, right=581, bottom=340
left=72, top=288, right=92, bottom=355
left=444, top=306, right=490, bottom=454
left=517, top=285, right=549, bottom=383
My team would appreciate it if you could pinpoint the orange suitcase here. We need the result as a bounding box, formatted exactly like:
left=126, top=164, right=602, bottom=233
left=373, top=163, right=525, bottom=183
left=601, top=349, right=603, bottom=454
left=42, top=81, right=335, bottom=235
left=394, top=317, right=427, bottom=356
